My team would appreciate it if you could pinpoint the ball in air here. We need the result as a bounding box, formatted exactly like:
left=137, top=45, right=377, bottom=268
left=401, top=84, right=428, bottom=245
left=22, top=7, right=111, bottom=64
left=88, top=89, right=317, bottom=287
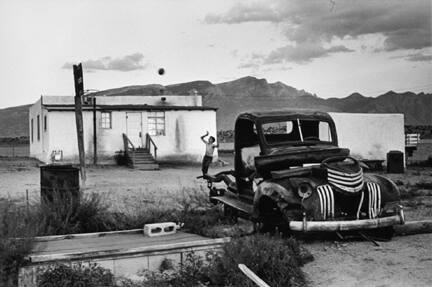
left=158, top=68, right=165, bottom=75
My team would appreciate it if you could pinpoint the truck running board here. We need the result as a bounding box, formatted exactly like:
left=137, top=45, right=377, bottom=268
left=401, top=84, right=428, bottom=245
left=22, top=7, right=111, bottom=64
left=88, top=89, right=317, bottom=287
left=212, top=195, right=253, bottom=215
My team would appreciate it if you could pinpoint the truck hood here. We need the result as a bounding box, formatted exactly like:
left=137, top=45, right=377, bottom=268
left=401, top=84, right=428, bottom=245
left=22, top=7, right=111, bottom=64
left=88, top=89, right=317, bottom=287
left=255, top=145, right=350, bottom=176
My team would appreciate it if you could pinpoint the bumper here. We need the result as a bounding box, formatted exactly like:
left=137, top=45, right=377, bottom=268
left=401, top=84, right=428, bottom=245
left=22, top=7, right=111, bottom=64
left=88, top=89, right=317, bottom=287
left=289, top=208, right=404, bottom=232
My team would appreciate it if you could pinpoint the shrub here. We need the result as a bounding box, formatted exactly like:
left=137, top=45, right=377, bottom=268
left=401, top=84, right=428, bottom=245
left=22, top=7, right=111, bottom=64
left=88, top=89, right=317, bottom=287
left=37, top=263, right=115, bottom=287
left=104, top=187, right=234, bottom=237
left=37, top=186, right=232, bottom=237
left=133, top=234, right=311, bottom=287
left=208, top=234, right=310, bottom=287
left=0, top=199, right=36, bottom=286
left=38, top=191, right=116, bottom=236
left=408, top=156, right=432, bottom=167
left=176, top=188, right=234, bottom=237
left=114, top=151, right=129, bottom=166
left=415, top=180, right=432, bottom=190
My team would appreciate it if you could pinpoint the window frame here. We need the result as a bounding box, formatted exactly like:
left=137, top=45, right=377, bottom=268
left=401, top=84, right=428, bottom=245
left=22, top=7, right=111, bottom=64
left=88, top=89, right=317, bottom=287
left=37, top=115, right=40, bottom=141
left=260, top=118, right=335, bottom=147
left=100, top=111, right=112, bottom=129
left=147, top=111, right=166, bottom=136
left=31, top=118, right=34, bottom=143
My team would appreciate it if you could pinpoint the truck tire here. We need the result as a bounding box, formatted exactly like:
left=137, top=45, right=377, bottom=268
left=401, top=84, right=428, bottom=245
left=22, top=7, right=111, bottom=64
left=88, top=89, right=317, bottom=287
left=256, top=196, right=289, bottom=234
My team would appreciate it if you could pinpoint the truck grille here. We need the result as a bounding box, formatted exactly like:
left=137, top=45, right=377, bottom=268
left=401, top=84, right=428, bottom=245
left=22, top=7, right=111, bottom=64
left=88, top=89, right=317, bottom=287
left=327, top=167, right=364, bottom=193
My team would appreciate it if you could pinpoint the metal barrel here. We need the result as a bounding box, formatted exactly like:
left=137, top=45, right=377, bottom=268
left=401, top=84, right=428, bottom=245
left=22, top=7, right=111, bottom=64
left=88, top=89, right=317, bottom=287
left=40, top=165, right=80, bottom=207
left=387, top=150, right=404, bottom=173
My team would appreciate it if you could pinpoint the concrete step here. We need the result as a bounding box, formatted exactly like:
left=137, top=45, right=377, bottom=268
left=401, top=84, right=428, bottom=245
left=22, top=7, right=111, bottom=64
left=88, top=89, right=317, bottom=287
left=133, top=163, right=160, bottom=170
left=134, top=160, right=157, bottom=164
left=133, top=150, right=152, bottom=154
left=132, top=154, right=155, bottom=159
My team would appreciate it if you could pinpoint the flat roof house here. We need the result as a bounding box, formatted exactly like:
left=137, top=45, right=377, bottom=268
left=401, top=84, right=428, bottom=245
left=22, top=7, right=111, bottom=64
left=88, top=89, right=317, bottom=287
left=29, top=94, right=217, bottom=168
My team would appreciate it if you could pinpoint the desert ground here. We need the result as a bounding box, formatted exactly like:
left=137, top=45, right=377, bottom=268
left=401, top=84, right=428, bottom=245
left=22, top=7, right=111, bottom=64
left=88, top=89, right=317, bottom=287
left=1, top=156, right=432, bottom=286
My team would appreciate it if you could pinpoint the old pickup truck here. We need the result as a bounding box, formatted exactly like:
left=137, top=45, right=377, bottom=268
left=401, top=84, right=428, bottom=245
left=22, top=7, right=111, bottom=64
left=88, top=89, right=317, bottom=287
left=201, top=110, right=404, bottom=237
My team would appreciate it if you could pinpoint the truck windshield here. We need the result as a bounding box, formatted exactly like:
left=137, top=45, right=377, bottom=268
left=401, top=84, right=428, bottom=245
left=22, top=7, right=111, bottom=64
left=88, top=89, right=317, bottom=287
left=262, top=119, right=332, bottom=145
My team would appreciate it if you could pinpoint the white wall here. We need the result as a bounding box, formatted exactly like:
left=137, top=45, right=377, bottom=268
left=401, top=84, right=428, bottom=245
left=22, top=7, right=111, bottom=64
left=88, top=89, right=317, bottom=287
left=47, top=111, right=96, bottom=163
left=151, top=110, right=218, bottom=162
left=29, top=98, right=50, bottom=161
left=46, top=110, right=126, bottom=164
left=35, top=109, right=216, bottom=164
left=329, top=113, right=405, bottom=162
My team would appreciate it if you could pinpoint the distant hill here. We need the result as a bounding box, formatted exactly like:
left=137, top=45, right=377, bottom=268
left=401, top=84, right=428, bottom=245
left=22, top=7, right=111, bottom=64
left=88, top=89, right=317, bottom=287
left=0, top=77, right=431, bottom=137
left=0, top=105, right=30, bottom=138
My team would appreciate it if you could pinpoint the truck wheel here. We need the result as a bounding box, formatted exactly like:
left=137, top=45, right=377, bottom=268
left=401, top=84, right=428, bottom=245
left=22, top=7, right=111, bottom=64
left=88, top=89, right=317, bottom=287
left=256, top=196, right=289, bottom=234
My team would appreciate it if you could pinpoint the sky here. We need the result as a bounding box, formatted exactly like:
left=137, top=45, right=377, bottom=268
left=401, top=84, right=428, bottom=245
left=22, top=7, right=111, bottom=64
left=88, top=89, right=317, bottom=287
left=0, top=0, right=431, bottom=108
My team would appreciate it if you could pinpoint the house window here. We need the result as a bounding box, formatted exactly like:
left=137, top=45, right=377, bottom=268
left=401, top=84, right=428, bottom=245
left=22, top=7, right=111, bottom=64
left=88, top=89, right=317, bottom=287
left=100, top=112, right=112, bottom=129
left=44, top=115, right=47, bottom=132
left=148, top=111, right=165, bottom=136
left=31, top=119, right=34, bottom=143
left=37, top=115, right=40, bottom=141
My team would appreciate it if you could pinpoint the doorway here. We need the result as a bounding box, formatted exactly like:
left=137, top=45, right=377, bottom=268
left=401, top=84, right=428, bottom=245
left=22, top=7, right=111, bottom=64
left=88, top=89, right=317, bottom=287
left=126, top=112, right=143, bottom=148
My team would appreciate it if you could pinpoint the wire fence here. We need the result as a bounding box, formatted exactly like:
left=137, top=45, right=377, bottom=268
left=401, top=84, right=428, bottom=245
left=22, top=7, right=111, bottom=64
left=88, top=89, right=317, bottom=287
left=0, top=144, right=29, bottom=157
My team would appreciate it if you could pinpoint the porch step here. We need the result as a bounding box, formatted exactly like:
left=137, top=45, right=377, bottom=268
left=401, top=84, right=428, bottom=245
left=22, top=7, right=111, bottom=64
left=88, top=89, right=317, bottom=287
left=134, top=160, right=157, bottom=165
left=128, top=150, right=159, bottom=170
left=132, top=154, right=155, bottom=159
left=134, top=163, right=160, bottom=170
left=123, top=133, right=159, bottom=170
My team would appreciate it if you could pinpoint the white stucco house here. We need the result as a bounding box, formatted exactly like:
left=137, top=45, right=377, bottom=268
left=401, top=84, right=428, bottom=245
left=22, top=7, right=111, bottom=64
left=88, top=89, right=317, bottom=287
left=29, top=94, right=218, bottom=165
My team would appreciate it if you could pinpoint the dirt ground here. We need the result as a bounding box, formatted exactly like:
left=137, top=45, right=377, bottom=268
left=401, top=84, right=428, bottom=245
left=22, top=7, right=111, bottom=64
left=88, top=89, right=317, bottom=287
left=304, top=233, right=432, bottom=287
left=1, top=157, right=432, bottom=286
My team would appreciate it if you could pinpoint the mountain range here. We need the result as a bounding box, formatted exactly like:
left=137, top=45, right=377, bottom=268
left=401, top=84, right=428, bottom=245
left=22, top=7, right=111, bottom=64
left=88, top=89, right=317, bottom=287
left=0, top=76, right=430, bottom=138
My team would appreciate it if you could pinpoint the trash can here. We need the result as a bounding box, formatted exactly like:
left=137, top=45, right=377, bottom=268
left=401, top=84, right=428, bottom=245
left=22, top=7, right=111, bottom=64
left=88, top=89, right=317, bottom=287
left=40, top=165, right=80, bottom=207
left=387, top=150, right=404, bottom=173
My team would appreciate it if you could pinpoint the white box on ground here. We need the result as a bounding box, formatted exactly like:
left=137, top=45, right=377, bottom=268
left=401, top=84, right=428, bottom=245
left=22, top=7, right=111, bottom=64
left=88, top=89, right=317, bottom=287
left=143, top=222, right=177, bottom=237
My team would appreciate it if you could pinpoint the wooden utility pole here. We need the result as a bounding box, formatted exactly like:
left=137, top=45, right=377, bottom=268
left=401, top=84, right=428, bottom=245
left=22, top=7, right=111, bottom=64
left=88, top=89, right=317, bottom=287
left=73, top=63, right=86, bottom=183
left=93, top=97, right=97, bottom=165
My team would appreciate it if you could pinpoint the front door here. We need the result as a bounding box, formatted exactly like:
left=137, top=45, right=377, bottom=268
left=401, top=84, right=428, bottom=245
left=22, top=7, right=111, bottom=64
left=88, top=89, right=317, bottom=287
left=126, top=112, right=143, bottom=148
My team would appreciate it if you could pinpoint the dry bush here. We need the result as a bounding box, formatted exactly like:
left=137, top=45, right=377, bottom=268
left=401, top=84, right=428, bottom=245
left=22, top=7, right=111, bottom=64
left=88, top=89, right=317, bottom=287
left=101, top=186, right=233, bottom=237
left=121, top=234, right=311, bottom=287
left=415, top=180, right=432, bottom=190
left=37, top=263, right=116, bottom=287
left=38, top=190, right=116, bottom=235
left=0, top=198, right=37, bottom=286
left=208, top=234, right=310, bottom=287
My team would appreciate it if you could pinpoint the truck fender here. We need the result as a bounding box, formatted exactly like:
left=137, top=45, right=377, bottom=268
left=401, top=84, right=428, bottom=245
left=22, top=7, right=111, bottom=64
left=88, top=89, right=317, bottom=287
left=364, top=174, right=401, bottom=202
left=253, top=181, right=298, bottom=219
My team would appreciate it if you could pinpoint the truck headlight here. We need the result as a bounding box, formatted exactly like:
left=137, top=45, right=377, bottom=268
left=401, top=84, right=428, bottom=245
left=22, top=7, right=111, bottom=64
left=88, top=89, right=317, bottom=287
left=297, top=183, right=313, bottom=199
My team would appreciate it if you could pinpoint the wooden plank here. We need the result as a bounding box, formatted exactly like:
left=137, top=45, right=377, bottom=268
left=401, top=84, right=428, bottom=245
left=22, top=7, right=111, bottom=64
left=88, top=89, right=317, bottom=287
left=395, top=220, right=432, bottom=236
left=32, top=229, right=143, bottom=242
left=289, top=214, right=404, bottom=232
left=32, top=233, right=203, bottom=254
left=29, top=237, right=230, bottom=263
left=238, top=264, right=270, bottom=287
